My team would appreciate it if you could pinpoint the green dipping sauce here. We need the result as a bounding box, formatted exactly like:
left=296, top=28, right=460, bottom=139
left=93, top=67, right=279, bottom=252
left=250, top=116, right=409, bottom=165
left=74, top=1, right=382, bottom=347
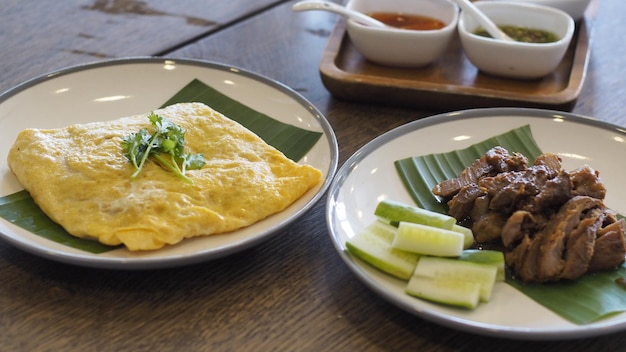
left=474, top=25, right=559, bottom=43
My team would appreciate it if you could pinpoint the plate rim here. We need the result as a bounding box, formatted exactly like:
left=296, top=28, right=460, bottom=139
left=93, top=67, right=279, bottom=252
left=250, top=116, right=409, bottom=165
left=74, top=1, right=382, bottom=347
left=0, top=56, right=339, bottom=269
left=325, top=107, right=626, bottom=340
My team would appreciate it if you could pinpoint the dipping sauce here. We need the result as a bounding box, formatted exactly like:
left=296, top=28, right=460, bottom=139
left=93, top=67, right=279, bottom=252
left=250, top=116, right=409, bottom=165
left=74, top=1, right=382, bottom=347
left=474, top=25, right=559, bottom=43
left=369, top=12, right=446, bottom=31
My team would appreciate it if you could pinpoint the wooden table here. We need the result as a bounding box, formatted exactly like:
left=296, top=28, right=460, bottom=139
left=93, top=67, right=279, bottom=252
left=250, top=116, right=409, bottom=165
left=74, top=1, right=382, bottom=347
left=2, top=1, right=626, bottom=350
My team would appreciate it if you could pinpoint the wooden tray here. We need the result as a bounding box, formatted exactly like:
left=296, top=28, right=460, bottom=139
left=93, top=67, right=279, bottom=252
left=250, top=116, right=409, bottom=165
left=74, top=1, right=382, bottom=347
left=319, top=0, right=597, bottom=111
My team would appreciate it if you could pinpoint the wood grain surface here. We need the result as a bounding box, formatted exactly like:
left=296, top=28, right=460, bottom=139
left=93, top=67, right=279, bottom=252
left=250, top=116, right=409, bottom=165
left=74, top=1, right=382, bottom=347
left=2, top=0, right=626, bottom=351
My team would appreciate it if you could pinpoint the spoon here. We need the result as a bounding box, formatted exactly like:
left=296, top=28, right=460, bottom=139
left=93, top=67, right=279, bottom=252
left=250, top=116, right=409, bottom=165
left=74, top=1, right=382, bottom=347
left=451, top=0, right=515, bottom=42
left=291, top=0, right=387, bottom=28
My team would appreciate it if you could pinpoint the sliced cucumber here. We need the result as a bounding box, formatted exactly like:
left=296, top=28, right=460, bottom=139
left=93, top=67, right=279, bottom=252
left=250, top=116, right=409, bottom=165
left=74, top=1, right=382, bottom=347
left=393, top=222, right=464, bottom=257
left=346, top=220, right=420, bottom=280
left=406, top=275, right=480, bottom=309
left=452, top=224, right=475, bottom=249
left=375, top=199, right=456, bottom=230
left=459, top=249, right=505, bottom=281
left=413, top=256, right=497, bottom=302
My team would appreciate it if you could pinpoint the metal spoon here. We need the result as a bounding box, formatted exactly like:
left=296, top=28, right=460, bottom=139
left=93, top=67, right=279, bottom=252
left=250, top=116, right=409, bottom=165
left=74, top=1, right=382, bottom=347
left=291, top=0, right=388, bottom=28
left=451, top=0, right=515, bottom=42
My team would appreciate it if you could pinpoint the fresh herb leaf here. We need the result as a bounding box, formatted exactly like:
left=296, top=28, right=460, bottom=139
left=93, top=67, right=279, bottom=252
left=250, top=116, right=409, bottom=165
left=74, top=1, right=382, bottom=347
left=121, top=128, right=150, bottom=171
left=122, top=112, right=206, bottom=183
left=182, top=153, right=206, bottom=173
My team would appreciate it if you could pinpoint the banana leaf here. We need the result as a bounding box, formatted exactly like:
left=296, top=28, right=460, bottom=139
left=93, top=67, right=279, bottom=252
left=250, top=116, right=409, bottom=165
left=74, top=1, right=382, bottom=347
left=0, top=79, right=322, bottom=253
left=394, top=125, right=626, bottom=325
left=161, top=79, right=322, bottom=162
left=507, top=267, right=626, bottom=325
left=0, top=190, right=119, bottom=253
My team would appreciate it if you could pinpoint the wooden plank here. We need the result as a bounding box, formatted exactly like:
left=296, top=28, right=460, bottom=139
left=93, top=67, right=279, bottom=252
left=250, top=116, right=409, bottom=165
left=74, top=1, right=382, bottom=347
left=0, top=0, right=287, bottom=93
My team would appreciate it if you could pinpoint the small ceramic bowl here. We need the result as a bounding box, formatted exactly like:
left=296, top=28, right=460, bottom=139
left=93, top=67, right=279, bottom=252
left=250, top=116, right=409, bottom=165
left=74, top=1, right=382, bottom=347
left=478, top=0, right=592, bottom=20
left=458, top=1, right=575, bottom=79
left=345, top=0, right=459, bottom=68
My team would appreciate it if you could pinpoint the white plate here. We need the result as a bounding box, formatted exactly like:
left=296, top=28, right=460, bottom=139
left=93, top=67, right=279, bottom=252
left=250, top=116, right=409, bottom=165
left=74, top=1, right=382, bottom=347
left=0, top=57, right=338, bottom=269
left=326, top=108, right=626, bottom=340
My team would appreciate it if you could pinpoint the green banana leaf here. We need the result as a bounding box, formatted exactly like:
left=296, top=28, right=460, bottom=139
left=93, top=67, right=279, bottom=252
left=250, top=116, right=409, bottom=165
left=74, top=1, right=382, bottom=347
left=395, top=125, right=626, bottom=325
left=0, top=79, right=322, bottom=254
left=0, top=190, right=119, bottom=253
left=161, top=79, right=322, bottom=162
left=507, top=267, right=626, bottom=325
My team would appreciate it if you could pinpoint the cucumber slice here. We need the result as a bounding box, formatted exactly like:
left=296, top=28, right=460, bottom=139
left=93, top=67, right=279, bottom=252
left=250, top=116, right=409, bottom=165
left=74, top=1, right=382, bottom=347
left=459, top=249, right=505, bottom=281
left=393, top=222, right=464, bottom=257
left=413, top=256, right=497, bottom=302
left=406, top=275, right=480, bottom=309
left=375, top=200, right=456, bottom=230
left=452, top=224, right=475, bottom=249
left=346, top=221, right=420, bottom=280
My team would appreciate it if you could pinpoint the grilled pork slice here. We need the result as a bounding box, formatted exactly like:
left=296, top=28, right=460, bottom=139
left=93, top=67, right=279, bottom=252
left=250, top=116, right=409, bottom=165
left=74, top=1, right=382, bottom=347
left=504, top=196, right=617, bottom=283
left=589, top=218, right=626, bottom=272
left=432, top=146, right=528, bottom=199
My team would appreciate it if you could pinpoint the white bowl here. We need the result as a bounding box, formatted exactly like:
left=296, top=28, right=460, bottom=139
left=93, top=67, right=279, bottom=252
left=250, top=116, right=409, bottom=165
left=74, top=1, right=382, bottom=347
left=478, top=0, right=592, bottom=20
left=346, top=0, right=459, bottom=68
left=458, top=1, right=575, bottom=79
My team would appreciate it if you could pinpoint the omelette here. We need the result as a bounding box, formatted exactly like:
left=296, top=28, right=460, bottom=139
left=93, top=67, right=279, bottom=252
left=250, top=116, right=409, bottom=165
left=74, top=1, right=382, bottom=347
left=7, top=102, right=322, bottom=251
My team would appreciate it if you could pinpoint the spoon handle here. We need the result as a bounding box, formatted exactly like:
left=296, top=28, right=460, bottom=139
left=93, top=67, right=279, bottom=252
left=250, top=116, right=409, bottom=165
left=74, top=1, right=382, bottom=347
left=292, top=0, right=387, bottom=28
left=452, top=0, right=514, bottom=42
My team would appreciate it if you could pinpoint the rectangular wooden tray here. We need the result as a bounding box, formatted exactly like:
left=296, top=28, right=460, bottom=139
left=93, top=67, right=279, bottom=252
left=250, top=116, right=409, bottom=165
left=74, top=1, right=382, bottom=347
left=319, top=0, right=597, bottom=111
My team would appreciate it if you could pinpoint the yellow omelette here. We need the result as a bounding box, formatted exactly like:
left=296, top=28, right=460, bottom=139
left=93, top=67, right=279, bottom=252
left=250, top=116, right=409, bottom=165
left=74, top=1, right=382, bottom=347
left=7, top=102, right=322, bottom=250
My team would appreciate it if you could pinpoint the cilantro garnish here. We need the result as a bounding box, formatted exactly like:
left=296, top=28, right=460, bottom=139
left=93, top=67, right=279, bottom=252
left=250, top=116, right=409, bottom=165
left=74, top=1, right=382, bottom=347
left=121, top=112, right=206, bottom=183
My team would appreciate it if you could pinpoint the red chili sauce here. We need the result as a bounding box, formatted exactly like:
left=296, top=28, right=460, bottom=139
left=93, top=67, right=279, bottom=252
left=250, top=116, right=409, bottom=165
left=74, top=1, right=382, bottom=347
left=368, top=12, right=446, bottom=31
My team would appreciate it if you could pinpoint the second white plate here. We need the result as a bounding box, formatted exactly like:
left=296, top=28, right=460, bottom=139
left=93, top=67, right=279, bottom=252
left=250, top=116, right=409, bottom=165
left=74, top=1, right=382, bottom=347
left=326, top=108, right=626, bottom=340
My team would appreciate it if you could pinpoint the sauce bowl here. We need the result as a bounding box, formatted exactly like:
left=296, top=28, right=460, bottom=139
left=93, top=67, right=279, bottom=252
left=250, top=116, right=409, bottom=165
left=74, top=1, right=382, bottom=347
left=478, top=0, right=592, bottom=21
left=458, top=1, right=575, bottom=79
left=346, top=0, right=459, bottom=68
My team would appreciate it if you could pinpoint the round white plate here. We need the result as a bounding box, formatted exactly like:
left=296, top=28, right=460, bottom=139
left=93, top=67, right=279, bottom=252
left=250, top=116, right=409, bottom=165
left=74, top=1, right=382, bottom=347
left=0, top=57, right=338, bottom=269
left=326, top=108, right=626, bottom=340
